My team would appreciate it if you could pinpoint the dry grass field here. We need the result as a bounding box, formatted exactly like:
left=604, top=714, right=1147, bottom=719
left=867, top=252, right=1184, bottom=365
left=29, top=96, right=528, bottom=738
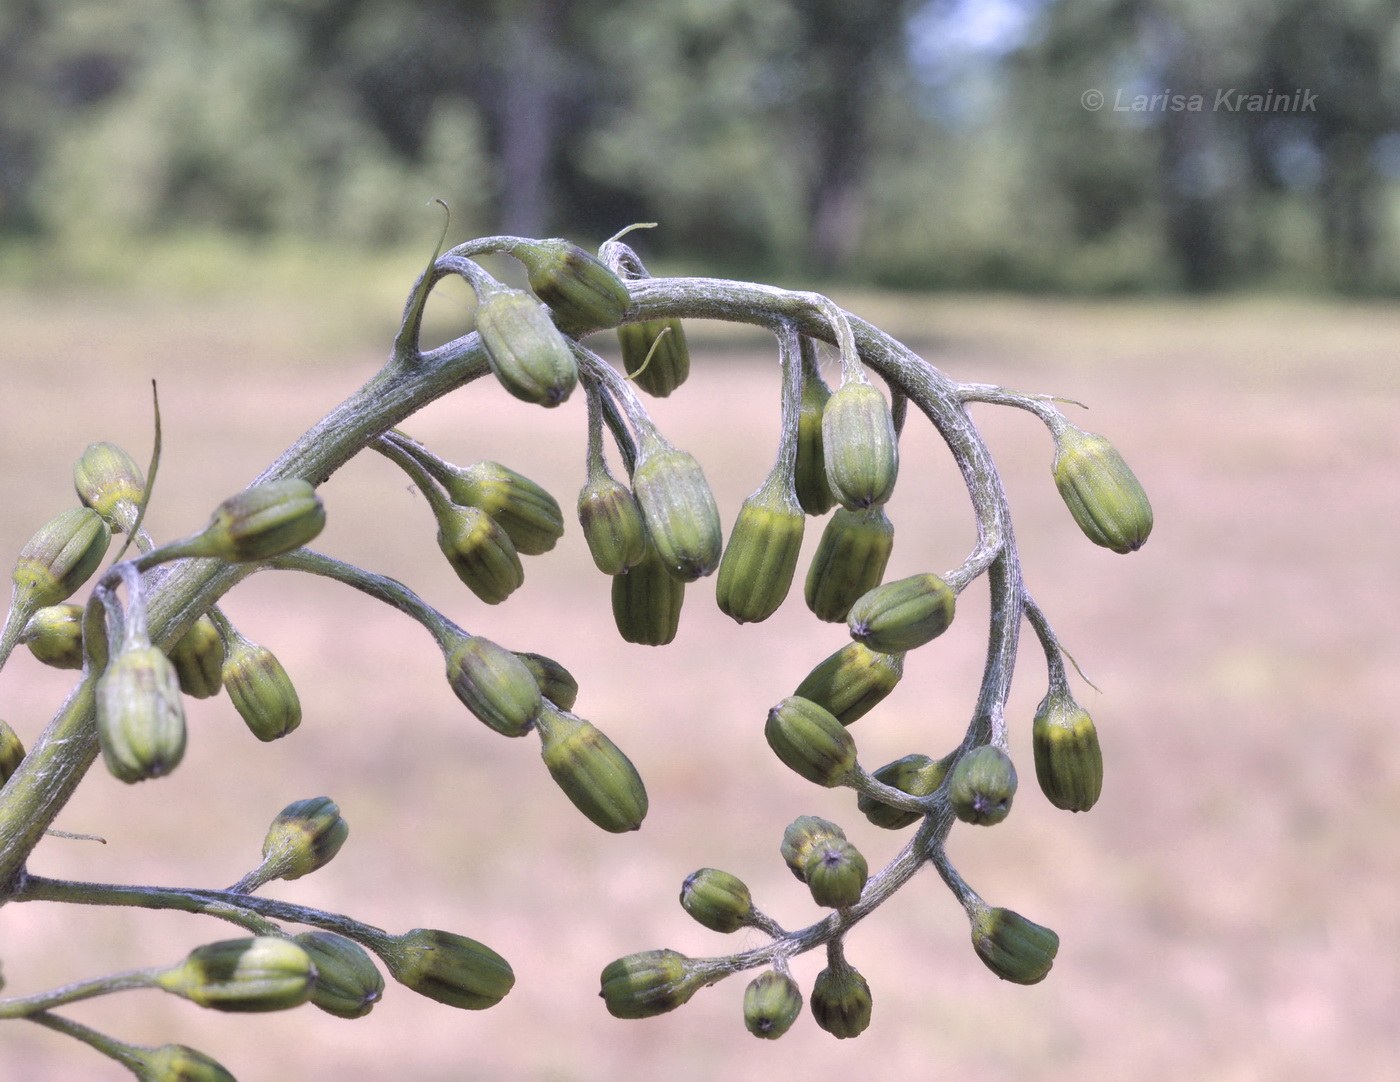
left=1, top=273, right=1397, bottom=1082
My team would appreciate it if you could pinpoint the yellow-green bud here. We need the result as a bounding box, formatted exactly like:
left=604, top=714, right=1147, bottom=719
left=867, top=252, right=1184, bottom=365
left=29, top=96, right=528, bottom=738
left=444, top=635, right=543, bottom=737
left=630, top=446, right=722, bottom=582
left=779, top=815, right=846, bottom=881
left=794, top=364, right=835, bottom=515
left=514, top=650, right=578, bottom=712
left=618, top=318, right=690, bottom=397
left=1033, top=693, right=1103, bottom=812
left=610, top=542, right=685, bottom=646
left=804, top=507, right=894, bottom=623
left=136, top=1043, right=237, bottom=1082
left=792, top=642, right=903, bottom=726
left=294, top=931, right=384, bottom=1019
left=821, top=381, right=898, bottom=511
left=857, top=753, right=949, bottom=829
left=96, top=643, right=187, bottom=783
left=536, top=702, right=648, bottom=833
left=222, top=630, right=301, bottom=742
left=970, top=906, right=1059, bottom=985
left=948, top=745, right=1018, bottom=826
left=846, top=572, right=955, bottom=654
left=10, top=507, right=111, bottom=611
left=475, top=288, right=579, bottom=407
left=578, top=472, right=648, bottom=575
left=764, top=696, right=858, bottom=787
left=186, top=480, right=325, bottom=562
left=259, top=797, right=349, bottom=881
left=167, top=614, right=225, bottom=699
left=679, top=868, right=754, bottom=933
left=803, top=838, right=868, bottom=909
left=441, top=461, right=564, bottom=556
left=809, top=956, right=873, bottom=1039
left=21, top=603, right=85, bottom=670
left=743, top=970, right=803, bottom=1039
left=380, top=927, right=515, bottom=1010
left=518, top=238, right=631, bottom=334
left=73, top=441, right=145, bottom=533
left=436, top=503, right=524, bottom=605
left=158, top=936, right=316, bottom=1012
left=599, top=949, right=712, bottom=1019
left=0, top=719, right=25, bottom=785
left=715, top=477, right=805, bottom=624
left=1052, top=425, right=1153, bottom=554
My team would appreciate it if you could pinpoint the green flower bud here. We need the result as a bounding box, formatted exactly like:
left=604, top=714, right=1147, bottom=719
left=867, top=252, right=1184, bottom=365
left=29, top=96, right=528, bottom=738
left=618, top=318, right=690, bottom=397
left=293, top=931, right=384, bottom=1020
left=1033, top=692, right=1103, bottom=812
left=794, top=363, right=836, bottom=515
left=96, top=643, right=187, bottom=783
left=948, top=745, right=1018, bottom=826
left=809, top=955, right=873, bottom=1039
left=857, top=753, right=949, bottom=829
left=380, top=927, right=515, bottom=1010
left=804, top=507, right=894, bottom=624
left=259, top=797, right=349, bottom=882
left=715, top=476, right=805, bottom=624
left=764, top=696, right=858, bottom=787
left=184, top=480, right=325, bottom=562
left=221, top=628, right=301, bottom=742
left=846, top=572, right=955, bottom=654
left=779, top=815, right=846, bottom=881
left=444, top=635, right=543, bottom=737
left=803, top=838, right=868, bottom=909
left=21, top=603, right=85, bottom=670
left=679, top=868, right=754, bottom=933
left=10, top=507, right=111, bottom=611
left=578, top=471, right=649, bottom=575
left=73, top=441, right=146, bottom=534
left=518, top=238, right=631, bottom=334
left=610, top=542, right=686, bottom=646
left=475, top=288, right=578, bottom=407
left=970, top=906, right=1060, bottom=985
left=743, top=970, right=803, bottom=1039
left=136, top=1043, right=237, bottom=1082
left=440, top=461, right=564, bottom=556
left=158, top=936, right=316, bottom=1012
left=792, top=642, right=903, bottom=726
left=1052, top=425, right=1153, bottom=554
left=630, top=446, right=722, bottom=582
left=513, top=650, right=578, bottom=712
left=0, top=718, right=25, bottom=785
left=435, top=503, right=524, bottom=605
left=536, top=702, right=648, bottom=833
left=599, top=949, right=713, bottom=1019
left=821, top=381, right=898, bottom=512
left=167, top=614, right=225, bottom=699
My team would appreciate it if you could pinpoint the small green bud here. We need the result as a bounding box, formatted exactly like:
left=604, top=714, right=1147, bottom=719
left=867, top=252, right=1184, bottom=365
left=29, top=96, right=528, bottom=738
left=610, top=542, right=686, bottom=646
left=809, top=956, right=873, bottom=1039
left=167, top=614, right=225, bottom=699
left=536, top=702, right=648, bottom=833
left=96, top=643, right=187, bottom=783
left=779, top=815, right=846, bottom=881
left=715, top=477, right=805, bottom=624
left=578, top=471, right=649, bottom=575
left=1052, top=425, right=1153, bottom=554
left=679, top=868, right=754, bottom=933
left=970, top=906, right=1060, bottom=985
left=444, top=635, right=543, bottom=737
left=441, top=461, right=564, bottom=556
left=599, top=949, right=712, bottom=1019
left=73, top=442, right=146, bottom=533
left=221, top=629, right=301, bottom=742
left=618, top=318, right=690, bottom=397
left=948, top=745, right=1018, bottom=826
left=187, top=479, right=325, bottom=562
left=513, top=650, right=579, bottom=712
left=21, top=603, right=85, bottom=670
left=136, top=1043, right=237, bottom=1082
left=259, top=797, right=349, bottom=881
left=380, top=927, right=515, bottom=1010
left=803, top=838, right=868, bottom=909
left=294, top=931, right=384, bottom=1020
left=475, top=288, right=579, bottom=407
left=857, top=753, right=949, bottom=829
left=743, top=970, right=803, bottom=1039
left=435, top=503, right=524, bottom=605
left=793, top=642, right=903, bottom=725
left=0, top=719, right=25, bottom=785
left=158, top=936, right=316, bottom=1012
left=804, top=507, right=894, bottom=623
left=846, top=572, right=955, bottom=654
left=630, top=445, right=722, bottom=582
left=1033, top=692, right=1103, bottom=812
left=821, top=381, right=898, bottom=512
left=10, top=507, right=111, bottom=611
left=518, top=238, right=631, bottom=334
left=794, top=364, right=836, bottom=515
left=764, top=696, right=857, bottom=787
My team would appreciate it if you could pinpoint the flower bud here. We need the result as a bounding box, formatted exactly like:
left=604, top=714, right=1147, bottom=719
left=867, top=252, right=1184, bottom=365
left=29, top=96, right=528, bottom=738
left=137, top=1043, right=237, bottom=1082
left=167, top=614, right=224, bottom=699
left=435, top=503, right=524, bottom=605
left=578, top=472, right=649, bottom=575
left=1032, top=692, right=1103, bottom=812
left=536, top=702, right=648, bottom=833
left=804, top=507, right=893, bottom=623
left=794, top=364, right=835, bottom=515
left=10, top=507, right=111, bottom=611
left=743, top=970, right=803, bottom=1039
left=158, top=936, right=316, bottom=1012
left=715, top=478, right=805, bottom=624
left=96, top=643, right=187, bottom=783
left=599, top=949, right=712, bottom=1019
left=764, top=696, right=857, bottom=787
left=679, top=868, right=754, bottom=933
left=0, top=718, right=25, bottom=785
left=1052, top=425, right=1153, bottom=554
left=779, top=815, right=846, bottom=881
left=610, top=542, right=686, bottom=646
left=379, top=928, right=515, bottom=1010
left=803, top=838, right=868, bottom=909
left=475, top=288, right=578, bottom=407
left=293, top=931, right=384, bottom=1019
left=222, top=629, right=301, bottom=741
left=821, top=381, right=898, bottom=511
left=857, top=753, right=948, bottom=829
left=970, top=906, right=1059, bottom=985
left=185, top=480, right=325, bottom=562
left=809, top=956, right=873, bottom=1039
left=73, top=442, right=145, bottom=533
left=441, top=461, right=564, bottom=556
left=846, top=572, right=955, bottom=654
left=513, top=650, right=578, bottom=712
left=618, top=318, right=690, bottom=397
left=518, top=238, right=631, bottom=334
left=631, top=445, right=722, bottom=581
left=21, top=603, right=85, bottom=670
left=444, top=634, right=543, bottom=737
left=948, top=745, right=1017, bottom=826
left=792, top=642, right=903, bottom=726
left=259, top=797, right=349, bottom=882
